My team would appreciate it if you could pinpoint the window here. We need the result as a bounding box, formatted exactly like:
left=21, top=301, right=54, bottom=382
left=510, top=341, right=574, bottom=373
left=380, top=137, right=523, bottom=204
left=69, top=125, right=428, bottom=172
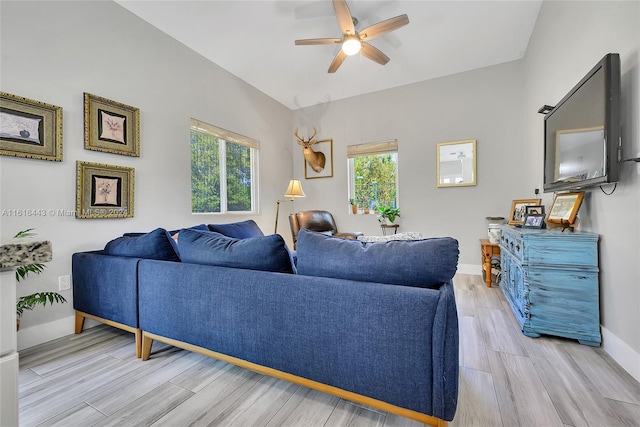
left=190, top=119, right=259, bottom=214
left=347, top=140, right=398, bottom=212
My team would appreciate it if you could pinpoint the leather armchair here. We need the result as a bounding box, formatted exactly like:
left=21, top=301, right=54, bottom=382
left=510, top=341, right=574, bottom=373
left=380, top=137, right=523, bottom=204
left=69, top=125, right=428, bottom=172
left=289, top=210, right=363, bottom=248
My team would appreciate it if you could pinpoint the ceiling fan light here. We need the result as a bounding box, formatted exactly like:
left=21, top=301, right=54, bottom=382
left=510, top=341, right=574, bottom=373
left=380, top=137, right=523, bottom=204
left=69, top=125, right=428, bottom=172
left=341, top=38, right=361, bottom=56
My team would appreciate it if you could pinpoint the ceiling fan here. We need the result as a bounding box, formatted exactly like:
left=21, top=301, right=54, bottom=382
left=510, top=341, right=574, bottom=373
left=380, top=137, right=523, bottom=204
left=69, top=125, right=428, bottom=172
left=294, top=0, right=409, bottom=73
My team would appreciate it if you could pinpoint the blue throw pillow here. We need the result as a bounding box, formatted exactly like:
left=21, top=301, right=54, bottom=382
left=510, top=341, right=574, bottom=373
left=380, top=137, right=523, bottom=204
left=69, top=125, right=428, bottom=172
left=104, top=228, right=180, bottom=261
left=295, top=229, right=458, bottom=288
left=178, top=228, right=294, bottom=273
left=207, top=219, right=264, bottom=239
left=167, top=224, right=209, bottom=257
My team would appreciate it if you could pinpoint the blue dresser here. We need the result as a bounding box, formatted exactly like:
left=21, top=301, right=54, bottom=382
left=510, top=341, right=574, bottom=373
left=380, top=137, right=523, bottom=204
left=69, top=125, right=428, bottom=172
left=499, top=225, right=601, bottom=346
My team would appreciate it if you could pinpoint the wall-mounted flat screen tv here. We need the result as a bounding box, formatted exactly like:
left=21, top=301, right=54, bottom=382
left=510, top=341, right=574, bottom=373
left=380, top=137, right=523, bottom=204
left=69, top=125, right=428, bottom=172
left=543, top=53, right=621, bottom=193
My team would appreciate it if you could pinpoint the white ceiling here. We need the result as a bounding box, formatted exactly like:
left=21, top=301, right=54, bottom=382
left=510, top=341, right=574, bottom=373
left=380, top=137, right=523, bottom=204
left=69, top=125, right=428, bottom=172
left=115, top=0, right=542, bottom=110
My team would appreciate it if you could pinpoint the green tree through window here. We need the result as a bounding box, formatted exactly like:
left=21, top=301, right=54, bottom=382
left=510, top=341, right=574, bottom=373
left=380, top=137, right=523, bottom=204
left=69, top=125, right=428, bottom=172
left=191, top=119, right=257, bottom=214
left=353, top=153, right=397, bottom=209
left=348, top=140, right=398, bottom=212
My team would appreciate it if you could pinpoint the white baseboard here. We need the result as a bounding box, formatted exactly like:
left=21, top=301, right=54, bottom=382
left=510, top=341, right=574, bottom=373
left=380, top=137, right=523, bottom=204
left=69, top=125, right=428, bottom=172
left=17, top=315, right=75, bottom=351
left=457, top=263, right=482, bottom=275
left=16, top=315, right=102, bottom=351
left=601, top=326, right=640, bottom=383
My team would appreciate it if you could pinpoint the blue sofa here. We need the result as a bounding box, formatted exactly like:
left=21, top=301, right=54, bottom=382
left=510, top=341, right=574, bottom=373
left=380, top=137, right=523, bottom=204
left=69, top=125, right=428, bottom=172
left=72, top=222, right=460, bottom=426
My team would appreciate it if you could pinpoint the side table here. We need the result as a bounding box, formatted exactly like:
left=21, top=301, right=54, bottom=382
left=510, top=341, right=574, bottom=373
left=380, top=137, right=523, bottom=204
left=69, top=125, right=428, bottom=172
left=479, top=239, right=500, bottom=287
left=381, top=224, right=399, bottom=235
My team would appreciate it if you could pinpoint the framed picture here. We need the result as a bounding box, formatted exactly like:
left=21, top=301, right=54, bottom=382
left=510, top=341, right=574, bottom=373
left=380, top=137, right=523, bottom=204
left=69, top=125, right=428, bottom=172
left=436, top=139, right=476, bottom=187
left=0, top=92, right=63, bottom=161
left=509, top=198, right=542, bottom=225
left=304, top=138, right=333, bottom=179
left=76, top=161, right=134, bottom=219
left=525, top=205, right=545, bottom=216
left=522, top=214, right=546, bottom=229
left=547, top=192, right=584, bottom=224
left=84, top=93, right=140, bottom=156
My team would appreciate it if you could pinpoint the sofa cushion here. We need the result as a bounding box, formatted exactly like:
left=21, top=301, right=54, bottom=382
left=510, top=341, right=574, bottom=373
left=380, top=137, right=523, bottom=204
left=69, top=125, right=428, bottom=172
left=104, top=228, right=180, bottom=261
left=168, top=224, right=208, bottom=256
left=357, top=232, right=423, bottom=242
left=296, top=229, right=458, bottom=288
left=178, top=228, right=294, bottom=273
left=207, top=219, right=264, bottom=239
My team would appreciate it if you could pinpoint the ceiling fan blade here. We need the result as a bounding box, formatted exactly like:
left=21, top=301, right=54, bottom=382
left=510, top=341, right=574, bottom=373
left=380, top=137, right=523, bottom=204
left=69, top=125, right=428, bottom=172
left=333, top=0, right=355, bottom=36
left=361, top=42, right=390, bottom=65
left=359, top=14, right=409, bottom=41
left=328, top=50, right=347, bottom=73
left=295, top=38, right=342, bottom=46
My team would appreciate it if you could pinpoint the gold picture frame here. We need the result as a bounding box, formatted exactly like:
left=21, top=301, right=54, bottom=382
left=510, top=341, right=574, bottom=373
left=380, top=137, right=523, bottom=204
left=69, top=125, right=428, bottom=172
left=436, top=139, right=476, bottom=187
left=0, top=91, right=63, bottom=161
left=84, top=92, right=140, bottom=157
left=509, top=198, right=542, bottom=225
left=304, top=138, right=333, bottom=179
left=76, top=161, right=134, bottom=219
left=547, top=192, right=584, bottom=225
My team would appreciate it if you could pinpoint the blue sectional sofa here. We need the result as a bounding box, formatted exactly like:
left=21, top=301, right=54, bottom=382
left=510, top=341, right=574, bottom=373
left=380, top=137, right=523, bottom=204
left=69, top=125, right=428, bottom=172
left=72, top=221, right=460, bottom=426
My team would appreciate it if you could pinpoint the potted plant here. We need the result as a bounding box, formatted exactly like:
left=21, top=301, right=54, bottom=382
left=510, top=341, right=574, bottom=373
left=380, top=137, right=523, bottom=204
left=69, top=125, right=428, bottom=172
left=349, top=198, right=358, bottom=214
left=377, top=206, right=401, bottom=224
left=14, top=229, right=66, bottom=330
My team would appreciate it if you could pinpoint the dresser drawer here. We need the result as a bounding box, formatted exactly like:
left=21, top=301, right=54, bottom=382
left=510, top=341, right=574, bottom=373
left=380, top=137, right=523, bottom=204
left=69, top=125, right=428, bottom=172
left=500, top=227, right=524, bottom=261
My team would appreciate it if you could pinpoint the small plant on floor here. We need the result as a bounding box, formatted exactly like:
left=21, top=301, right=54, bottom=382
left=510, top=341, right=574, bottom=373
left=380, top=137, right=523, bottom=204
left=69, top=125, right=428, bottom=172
left=377, top=206, right=401, bottom=223
left=14, top=229, right=66, bottom=329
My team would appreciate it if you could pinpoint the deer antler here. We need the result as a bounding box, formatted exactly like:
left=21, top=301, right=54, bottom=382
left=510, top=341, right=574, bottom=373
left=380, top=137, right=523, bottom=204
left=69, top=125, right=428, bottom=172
left=294, top=126, right=318, bottom=146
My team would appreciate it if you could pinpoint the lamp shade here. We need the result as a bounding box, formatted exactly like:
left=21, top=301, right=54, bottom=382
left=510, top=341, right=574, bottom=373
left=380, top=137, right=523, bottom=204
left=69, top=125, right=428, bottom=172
left=284, top=179, right=305, bottom=199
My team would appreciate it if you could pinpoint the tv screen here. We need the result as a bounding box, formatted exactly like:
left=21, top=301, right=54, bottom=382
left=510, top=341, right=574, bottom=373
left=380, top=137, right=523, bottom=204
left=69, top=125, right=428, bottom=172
left=543, top=53, right=621, bottom=193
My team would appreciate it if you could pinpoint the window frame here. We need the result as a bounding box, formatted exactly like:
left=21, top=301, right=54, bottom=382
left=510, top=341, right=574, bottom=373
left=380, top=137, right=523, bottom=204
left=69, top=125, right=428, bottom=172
left=347, top=140, right=399, bottom=214
left=190, top=118, right=259, bottom=214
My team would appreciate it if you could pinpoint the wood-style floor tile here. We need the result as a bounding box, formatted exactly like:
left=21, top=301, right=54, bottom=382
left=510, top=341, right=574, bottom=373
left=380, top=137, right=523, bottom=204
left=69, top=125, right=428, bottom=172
left=488, top=350, right=564, bottom=427
left=451, top=367, right=502, bottom=427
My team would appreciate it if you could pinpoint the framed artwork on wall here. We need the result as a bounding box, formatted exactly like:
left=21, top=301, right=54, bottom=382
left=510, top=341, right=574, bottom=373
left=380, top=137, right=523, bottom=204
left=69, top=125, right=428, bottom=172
left=304, top=138, right=333, bottom=179
left=0, top=91, right=63, bottom=162
left=84, top=93, right=140, bottom=157
left=509, top=199, right=542, bottom=225
left=76, top=161, right=134, bottom=219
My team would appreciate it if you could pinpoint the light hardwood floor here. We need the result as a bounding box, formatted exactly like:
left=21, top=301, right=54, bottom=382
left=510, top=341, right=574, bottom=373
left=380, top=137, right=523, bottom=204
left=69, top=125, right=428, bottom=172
left=18, top=274, right=640, bottom=426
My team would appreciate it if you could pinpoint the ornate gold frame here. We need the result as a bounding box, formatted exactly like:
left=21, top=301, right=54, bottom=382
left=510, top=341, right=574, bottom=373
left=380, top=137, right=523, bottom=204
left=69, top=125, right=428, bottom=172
left=84, top=93, right=140, bottom=157
left=76, top=161, right=135, bottom=219
left=0, top=91, right=63, bottom=161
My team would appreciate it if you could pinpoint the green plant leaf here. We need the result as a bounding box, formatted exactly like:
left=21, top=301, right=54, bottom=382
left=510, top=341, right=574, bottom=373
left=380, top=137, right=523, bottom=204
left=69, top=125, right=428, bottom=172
left=16, top=292, right=67, bottom=318
left=13, top=228, right=36, bottom=239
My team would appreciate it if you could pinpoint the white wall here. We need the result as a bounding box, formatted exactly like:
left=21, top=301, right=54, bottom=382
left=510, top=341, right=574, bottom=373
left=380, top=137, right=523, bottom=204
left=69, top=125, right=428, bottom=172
left=292, top=60, right=528, bottom=273
left=0, top=1, right=293, bottom=346
left=522, top=0, right=640, bottom=380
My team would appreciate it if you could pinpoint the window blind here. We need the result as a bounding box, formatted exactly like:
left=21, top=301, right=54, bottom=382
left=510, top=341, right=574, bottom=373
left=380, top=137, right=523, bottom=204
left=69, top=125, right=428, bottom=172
left=347, top=140, right=398, bottom=158
left=190, top=118, right=259, bottom=149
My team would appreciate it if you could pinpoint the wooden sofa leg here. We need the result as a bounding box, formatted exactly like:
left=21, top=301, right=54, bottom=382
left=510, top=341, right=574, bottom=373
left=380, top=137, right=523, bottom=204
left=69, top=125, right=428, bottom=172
left=135, top=329, right=142, bottom=358
left=141, top=333, right=153, bottom=361
left=75, top=312, right=85, bottom=334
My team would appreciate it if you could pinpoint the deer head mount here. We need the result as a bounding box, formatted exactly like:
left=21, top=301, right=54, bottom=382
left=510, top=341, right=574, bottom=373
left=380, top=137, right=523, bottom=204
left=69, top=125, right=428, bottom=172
left=295, top=126, right=326, bottom=173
